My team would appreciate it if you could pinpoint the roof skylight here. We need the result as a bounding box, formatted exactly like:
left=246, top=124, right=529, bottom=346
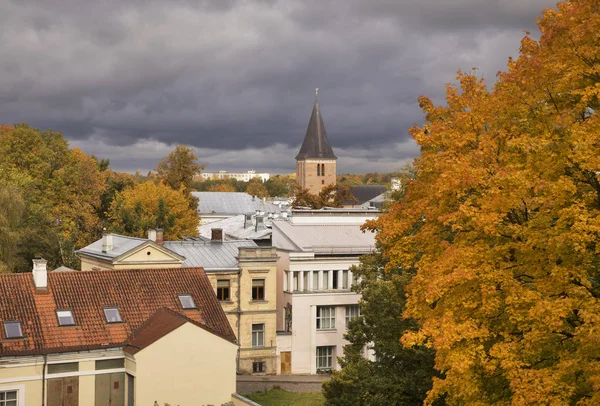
left=3, top=321, right=23, bottom=338
left=178, top=294, right=196, bottom=309
left=103, top=307, right=122, bottom=323
left=56, top=310, right=75, bottom=326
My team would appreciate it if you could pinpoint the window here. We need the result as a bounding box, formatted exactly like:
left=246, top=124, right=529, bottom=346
left=0, top=390, right=17, bottom=406
left=3, top=322, right=23, bottom=339
left=321, top=164, right=325, bottom=177
left=47, top=362, right=78, bottom=374
left=293, top=272, right=298, bottom=291
left=178, top=294, right=196, bottom=309
left=332, top=271, right=338, bottom=289
left=96, top=359, right=125, bottom=370
left=342, top=270, right=349, bottom=289
left=322, top=271, right=329, bottom=290
left=317, top=164, right=321, bottom=176
left=252, top=279, right=265, bottom=300
left=316, top=346, right=334, bottom=370
left=103, top=307, right=122, bottom=323
left=313, top=271, right=319, bottom=290
left=56, top=310, right=75, bottom=326
left=346, top=305, right=360, bottom=327
left=316, top=306, right=336, bottom=330
left=252, top=361, right=266, bottom=373
left=252, top=324, right=265, bottom=347
left=217, top=280, right=230, bottom=301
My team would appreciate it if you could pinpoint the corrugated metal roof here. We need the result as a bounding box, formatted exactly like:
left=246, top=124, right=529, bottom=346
left=272, top=220, right=376, bottom=254
left=164, top=240, right=257, bottom=270
left=76, top=234, right=148, bottom=260
left=193, top=192, right=281, bottom=215
left=198, top=214, right=272, bottom=240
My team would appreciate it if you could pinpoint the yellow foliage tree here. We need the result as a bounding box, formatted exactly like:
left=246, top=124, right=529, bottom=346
left=247, top=180, right=269, bottom=199
left=370, top=1, right=600, bottom=404
left=108, top=181, right=199, bottom=240
left=208, top=183, right=237, bottom=192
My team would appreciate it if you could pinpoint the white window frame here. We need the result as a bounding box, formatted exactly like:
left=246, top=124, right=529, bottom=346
left=316, top=306, right=336, bottom=330
left=103, top=307, right=122, bottom=323
left=316, top=346, right=334, bottom=370
left=345, top=305, right=360, bottom=327
left=178, top=294, right=196, bottom=309
left=3, top=321, right=23, bottom=339
left=0, top=384, right=25, bottom=406
left=56, top=310, right=75, bottom=326
left=252, top=323, right=265, bottom=347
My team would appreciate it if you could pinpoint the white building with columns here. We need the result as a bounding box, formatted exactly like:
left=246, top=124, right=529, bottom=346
left=272, top=208, right=379, bottom=374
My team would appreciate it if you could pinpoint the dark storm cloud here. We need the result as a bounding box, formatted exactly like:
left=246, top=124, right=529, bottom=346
left=0, top=0, right=557, bottom=173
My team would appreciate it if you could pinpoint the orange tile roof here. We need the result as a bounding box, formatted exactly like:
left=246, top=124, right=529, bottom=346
left=0, top=268, right=236, bottom=356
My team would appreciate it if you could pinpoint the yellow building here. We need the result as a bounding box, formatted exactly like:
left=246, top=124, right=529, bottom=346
left=0, top=260, right=238, bottom=406
left=78, top=229, right=279, bottom=374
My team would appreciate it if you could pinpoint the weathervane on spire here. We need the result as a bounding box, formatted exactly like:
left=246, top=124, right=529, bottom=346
left=315, top=87, right=319, bottom=97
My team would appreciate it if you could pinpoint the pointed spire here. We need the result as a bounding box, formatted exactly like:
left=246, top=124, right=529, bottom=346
left=295, top=92, right=337, bottom=160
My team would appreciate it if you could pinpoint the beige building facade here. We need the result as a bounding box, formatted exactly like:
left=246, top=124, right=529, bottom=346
left=78, top=231, right=280, bottom=375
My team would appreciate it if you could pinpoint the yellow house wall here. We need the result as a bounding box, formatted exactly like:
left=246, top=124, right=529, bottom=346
left=0, top=364, right=44, bottom=406
left=80, top=245, right=183, bottom=271
left=134, top=322, right=237, bottom=406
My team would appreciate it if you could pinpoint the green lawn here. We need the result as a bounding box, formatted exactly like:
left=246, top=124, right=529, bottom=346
left=244, top=389, right=325, bottom=406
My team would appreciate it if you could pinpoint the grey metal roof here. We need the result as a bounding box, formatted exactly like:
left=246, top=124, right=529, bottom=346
left=295, top=99, right=337, bottom=160
left=198, top=214, right=272, bottom=241
left=346, top=185, right=387, bottom=205
left=164, top=240, right=257, bottom=270
left=272, top=220, right=376, bottom=254
left=76, top=234, right=149, bottom=260
left=193, top=192, right=281, bottom=215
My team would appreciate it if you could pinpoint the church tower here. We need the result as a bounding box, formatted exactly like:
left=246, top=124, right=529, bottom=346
left=295, top=90, right=337, bottom=194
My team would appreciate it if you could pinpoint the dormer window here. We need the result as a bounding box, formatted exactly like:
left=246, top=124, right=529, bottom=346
left=3, top=321, right=23, bottom=339
left=178, top=295, right=196, bottom=309
left=103, top=307, right=122, bottom=323
left=56, top=310, right=75, bottom=326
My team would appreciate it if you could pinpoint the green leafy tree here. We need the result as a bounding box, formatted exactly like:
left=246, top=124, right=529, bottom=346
left=0, top=124, right=106, bottom=271
left=156, top=145, right=203, bottom=197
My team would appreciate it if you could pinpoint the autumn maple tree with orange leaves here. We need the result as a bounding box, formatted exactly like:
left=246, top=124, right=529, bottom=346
left=367, top=1, right=600, bottom=404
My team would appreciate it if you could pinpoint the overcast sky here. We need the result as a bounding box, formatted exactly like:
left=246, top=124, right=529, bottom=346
left=1, top=0, right=557, bottom=174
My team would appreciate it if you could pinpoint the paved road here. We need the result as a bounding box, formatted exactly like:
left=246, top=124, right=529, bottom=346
left=236, top=374, right=330, bottom=394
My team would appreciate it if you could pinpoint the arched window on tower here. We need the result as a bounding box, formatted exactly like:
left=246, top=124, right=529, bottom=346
left=321, top=164, right=325, bottom=177
left=317, top=164, right=321, bottom=177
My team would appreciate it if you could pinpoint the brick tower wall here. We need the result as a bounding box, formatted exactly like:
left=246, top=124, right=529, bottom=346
left=296, top=159, right=336, bottom=195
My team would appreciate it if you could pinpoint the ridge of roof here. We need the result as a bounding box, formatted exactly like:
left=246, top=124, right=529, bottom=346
left=124, top=307, right=236, bottom=355
left=295, top=98, right=337, bottom=160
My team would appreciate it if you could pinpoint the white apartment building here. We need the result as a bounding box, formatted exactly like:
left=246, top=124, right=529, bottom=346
left=200, top=170, right=270, bottom=182
left=272, top=209, right=379, bottom=374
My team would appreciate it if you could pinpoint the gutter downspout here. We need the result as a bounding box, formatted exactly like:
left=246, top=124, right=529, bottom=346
left=41, top=354, right=47, bottom=406
left=237, top=266, right=242, bottom=374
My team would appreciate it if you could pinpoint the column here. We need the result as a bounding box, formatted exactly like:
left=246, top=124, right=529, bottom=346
left=288, top=271, right=294, bottom=292
left=337, top=270, right=344, bottom=290
left=348, top=270, right=353, bottom=288
left=299, top=270, right=304, bottom=292
left=318, top=270, right=323, bottom=291
left=328, top=270, right=334, bottom=291
left=308, top=270, right=314, bottom=292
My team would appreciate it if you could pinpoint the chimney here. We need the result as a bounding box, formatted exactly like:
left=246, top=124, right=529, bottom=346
left=102, top=233, right=113, bottom=253
left=244, top=213, right=253, bottom=229
left=148, top=229, right=157, bottom=242
left=156, top=229, right=164, bottom=245
left=211, top=228, right=223, bottom=243
left=32, top=257, right=48, bottom=290
left=255, top=215, right=265, bottom=232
